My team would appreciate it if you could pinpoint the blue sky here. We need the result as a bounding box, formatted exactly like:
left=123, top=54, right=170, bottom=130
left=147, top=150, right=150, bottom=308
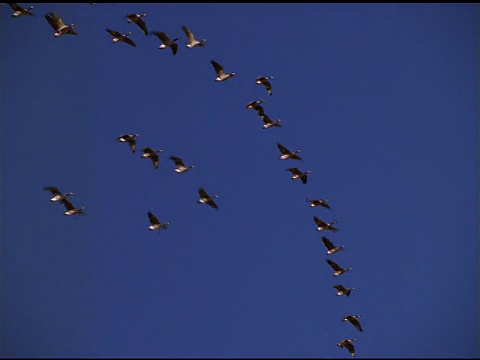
left=1, top=3, right=478, bottom=358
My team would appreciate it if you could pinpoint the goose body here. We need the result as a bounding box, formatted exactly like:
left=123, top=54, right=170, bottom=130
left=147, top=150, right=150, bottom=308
left=182, top=25, right=206, bottom=48
left=211, top=60, right=236, bottom=82
left=147, top=211, right=170, bottom=231
left=126, top=13, right=148, bottom=35
left=106, top=28, right=136, bottom=47
left=61, top=198, right=85, bottom=216
left=261, top=114, right=282, bottom=129
left=256, top=76, right=273, bottom=96
left=45, top=12, right=77, bottom=37
left=246, top=99, right=266, bottom=116
left=8, top=3, right=35, bottom=17
left=44, top=186, right=74, bottom=202
left=277, top=142, right=302, bottom=160
left=321, top=236, right=345, bottom=255
left=152, top=31, right=180, bottom=55
left=117, top=133, right=140, bottom=153
left=343, top=315, right=363, bottom=332
left=307, top=198, right=331, bottom=209
left=333, top=284, right=354, bottom=296
left=141, top=147, right=164, bottom=169
left=170, top=156, right=195, bottom=173
left=197, top=187, right=219, bottom=210
left=337, top=338, right=357, bottom=357
left=287, top=168, right=311, bottom=184
left=326, top=259, right=352, bottom=277
left=313, top=216, right=338, bottom=231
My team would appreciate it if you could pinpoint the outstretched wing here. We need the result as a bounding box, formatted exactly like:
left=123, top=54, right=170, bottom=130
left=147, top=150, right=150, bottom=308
left=171, top=42, right=178, bottom=55
left=45, top=12, right=63, bottom=30
left=44, top=186, right=61, bottom=195
left=277, top=142, right=290, bottom=155
left=326, top=259, right=342, bottom=271
left=61, top=198, right=75, bottom=211
left=322, top=236, right=335, bottom=250
left=123, top=36, right=136, bottom=47
left=199, top=187, right=209, bottom=199
left=135, top=18, right=148, bottom=35
left=287, top=167, right=301, bottom=176
left=106, top=28, right=122, bottom=38
left=152, top=31, right=170, bottom=44
left=8, top=3, right=22, bottom=11
left=314, top=216, right=327, bottom=227
left=181, top=25, right=195, bottom=42
left=148, top=211, right=159, bottom=225
left=211, top=60, right=225, bottom=76
left=170, top=156, right=185, bottom=167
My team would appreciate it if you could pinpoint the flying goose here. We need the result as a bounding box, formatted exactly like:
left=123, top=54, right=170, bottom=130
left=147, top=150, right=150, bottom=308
left=337, top=338, right=357, bottom=358
left=117, top=133, right=140, bottom=153
left=287, top=168, right=311, bottom=184
left=333, top=284, right=354, bottom=297
left=321, top=236, right=345, bottom=255
left=260, top=114, right=282, bottom=129
left=126, top=13, right=148, bottom=36
left=313, top=216, right=338, bottom=231
left=44, top=186, right=74, bottom=202
left=182, top=25, right=206, bottom=48
left=326, top=259, right=352, bottom=277
left=211, top=60, right=236, bottom=82
left=256, top=76, right=273, bottom=96
left=106, top=28, right=136, bottom=47
left=343, top=315, right=363, bottom=332
left=141, top=147, right=164, bottom=169
left=151, top=31, right=180, bottom=55
left=277, top=143, right=302, bottom=160
left=246, top=100, right=266, bottom=116
left=197, top=187, right=219, bottom=210
left=61, top=198, right=85, bottom=216
left=306, top=198, right=331, bottom=209
left=147, top=211, right=170, bottom=231
left=8, top=3, right=35, bottom=17
left=45, top=12, right=77, bottom=37
left=170, top=156, right=195, bottom=173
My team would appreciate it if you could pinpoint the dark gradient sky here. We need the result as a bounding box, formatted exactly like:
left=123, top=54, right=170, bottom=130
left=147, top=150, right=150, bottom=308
left=1, top=3, right=478, bottom=358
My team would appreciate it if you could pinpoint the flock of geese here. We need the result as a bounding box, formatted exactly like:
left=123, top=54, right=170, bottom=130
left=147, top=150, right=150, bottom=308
left=9, top=2, right=363, bottom=357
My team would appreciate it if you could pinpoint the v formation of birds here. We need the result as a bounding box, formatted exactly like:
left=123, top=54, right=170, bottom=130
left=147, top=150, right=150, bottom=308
left=9, top=3, right=363, bottom=357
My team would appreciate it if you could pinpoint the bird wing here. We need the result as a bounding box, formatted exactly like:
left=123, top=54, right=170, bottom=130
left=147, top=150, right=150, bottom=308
left=148, top=211, right=159, bottom=225
left=277, top=142, right=290, bottom=155
left=288, top=167, right=301, bottom=175
left=207, top=199, right=219, bottom=210
left=181, top=25, right=196, bottom=42
left=61, top=198, right=75, bottom=211
left=127, top=138, right=136, bottom=152
left=44, top=186, right=61, bottom=195
left=171, top=42, right=178, bottom=55
left=314, top=216, right=327, bottom=227
left=45, top=12, right=63, bottom=30
left=143, top=147, right=153, bottom=155
left=106, top=28, right=121, bottom=38
left=199, top=187, right=209, bottom=199
left=327, top=259, right=342, bottom=271
left=344, top=341, right=356, bottom=355
left=153, top=31, right=170, bottom=43
left=123, top=36, right=136, bottom=47
left=261, top=114, right=273, bottom=124
left=301, top=173, right=308, bottom=184
left=8, top=3, right=22, bottom=11
left=211, top=60, right=225, bottom=76
left=135, top=18, right=148, bottom=35
left=170, top=156, right=185, bottom=167
left=322, top=236, right=335, bottom=250
left=350, top=317, right=363, bottom=332
left=334, top=284, right=346, bottom=292
left=253, top=104, right=265, bottom=116
left=151, top=153, right=159, bottom=168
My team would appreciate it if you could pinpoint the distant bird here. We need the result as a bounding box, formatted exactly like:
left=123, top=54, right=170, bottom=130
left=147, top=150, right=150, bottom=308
left=44, top=186, right=74, bottom=202
left=211, top=60, right=236, bottom=82
left=151, top=31, right=180, bottom=55
left=326, top=259, right=352, bottom=277
left=277, top=142, right=302, bottom=160
left=260, top=114, right=282, bottom=129
left=321, top=236, right=345, bottom=255
left=61, top=198, right=85, bottom=216
left=117, top=133, right=140, bottom=153
left=337, top=338, right=357, bottom=358
left=333, top=284, right=354, bottom=297
left=126, top=13, right=148, bottom=36
left=343, top=315, right=363, bottom=332
left=147, top=211, right=170, bottom=231
left=106, top=28, right=136, bottom=47
left=313, top=216, right=338, bottom=231
left=306, top=198, right=331, bottom=210
left=246, top=99, right=266, bottom=116
left=197, top=187, right=219, bottom=210
left=44, top=12, right=77, bottom=37
left=170, top=156, right=195, bottom=173
left=287, top=168, right=311, bottom=184
left=8, top=3, right=35, bottom=17
left=256, top=76, right=273, bottom=96
left=141, top=147, right=164, bottom=169
left=181, top=25, right=206, bottom=48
